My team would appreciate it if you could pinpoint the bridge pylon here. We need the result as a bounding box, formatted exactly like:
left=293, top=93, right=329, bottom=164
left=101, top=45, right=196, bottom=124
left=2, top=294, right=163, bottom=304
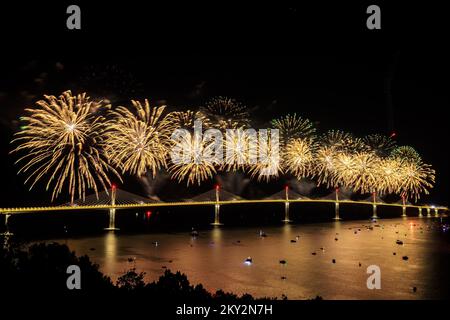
left=401, top=196, right=407, bottom=217
left=372, top=204, right=379, bottom=219
left=211, top=185, right=223, bottom=226
left=105, top=208, right=119, bottom=231
left=333, top=202, right=341, bottom=220
left=104, top=185, right=119, bottom=231
left=282, top=202, right=292, bottom=223
left=370, top=192, right=379, bottom=219
left=282, top=186, right=292, bottom=223
left=401, top=206, right=407, bottom=217
left=333, top=188, right=341, bottom=220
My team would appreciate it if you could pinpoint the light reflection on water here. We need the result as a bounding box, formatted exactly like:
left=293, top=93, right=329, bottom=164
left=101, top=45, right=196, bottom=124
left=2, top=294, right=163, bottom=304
left=56, top=218, right=448, bottom=299
left=104, top=232, right=117, bottom=277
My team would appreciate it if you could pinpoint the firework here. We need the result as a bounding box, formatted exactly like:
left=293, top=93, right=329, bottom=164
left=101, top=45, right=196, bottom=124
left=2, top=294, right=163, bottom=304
left=11, top=91, right=121, bottom=203
left=346, top=152, right=381, bottom=194
left=396, top=160, right=435, bottom=201
left=248, top=130, right=283, bottom=182
left=332, top=152, right=382, bottom=193
left=391, top=146, right=422, bottom=164
left=331, top=152, right=357, bottom=189
left=105, top=100, right=173, bottom=177
left=313, top=146, right=338, bottom=187
left=11, top=90, right=437, bottom=203
left=314, top=130, right=366, bottom=188
left=284, top=138, right=316, bottom=179
left=199, top=96, right=250, bottom=130
left=222, top=129, right=258, bottom=172
left=320, top=130, right=366, bottom=153
left=363, top=134, right=397, bottom=157
left=248, top=159, right=283, bottom=182
left=271, top=114, right=316, bottom=147
left=168, top=127, right=218, bottom=185
left=389, top=145, right=435, bottom=201
left=377, top=157, right=403, bottom=194
left=169, top=110, right=211, bottom=130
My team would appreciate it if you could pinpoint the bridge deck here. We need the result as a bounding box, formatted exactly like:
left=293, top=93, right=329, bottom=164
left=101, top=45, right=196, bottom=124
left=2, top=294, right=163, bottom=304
left=0, top=199, right=447, bottom=214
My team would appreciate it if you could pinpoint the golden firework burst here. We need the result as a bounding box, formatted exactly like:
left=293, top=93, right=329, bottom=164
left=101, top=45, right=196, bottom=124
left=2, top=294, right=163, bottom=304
left=168, top=131, right=217, bottom=186
left=284, top=138, right=316, bottom=179
left=331, top=152, right=357, bottom=189
left=169, top=110, right=211, bottom=129
left=396, top=160, right=435, bottom=201
left=320, top=130, right=366, bottom=153
left=199, top=96, right=250, bottom=130
left=11, top=90, right=121, bottom=203
left=347, top=152, right=381, bottom=194
left=105, top=100, right=174, bottom=177
left=312, top=146, right=339, bottom=188
left=363, top=134, right=397, bottom=157
left=248, top=130, right=283, bottom=182
left=221, top=129, right=258, bottom=172
left=272, top=114, right=316, bottom=147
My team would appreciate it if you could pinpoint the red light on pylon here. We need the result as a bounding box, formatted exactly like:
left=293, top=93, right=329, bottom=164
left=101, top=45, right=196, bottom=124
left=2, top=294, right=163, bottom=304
left=215, top=184, right=220, bottom=190
left=146, top=211, right=152, bottom=218
left=285, top=185, right=289, bottom=190
left=111, top=184, right=116, bottom=190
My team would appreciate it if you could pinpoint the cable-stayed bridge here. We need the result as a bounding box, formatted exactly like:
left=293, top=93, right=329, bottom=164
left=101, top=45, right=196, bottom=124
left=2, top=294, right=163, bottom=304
left=0, top=186, right=447, bottom=233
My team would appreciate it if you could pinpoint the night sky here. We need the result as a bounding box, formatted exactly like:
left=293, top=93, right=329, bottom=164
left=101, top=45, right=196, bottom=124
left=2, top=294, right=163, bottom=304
left=0, top=3, right=448, bottom=206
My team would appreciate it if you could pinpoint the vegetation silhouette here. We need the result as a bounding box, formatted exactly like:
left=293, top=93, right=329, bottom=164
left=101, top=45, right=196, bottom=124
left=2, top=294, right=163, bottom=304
left=0, top=239, right=280, bottom=300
